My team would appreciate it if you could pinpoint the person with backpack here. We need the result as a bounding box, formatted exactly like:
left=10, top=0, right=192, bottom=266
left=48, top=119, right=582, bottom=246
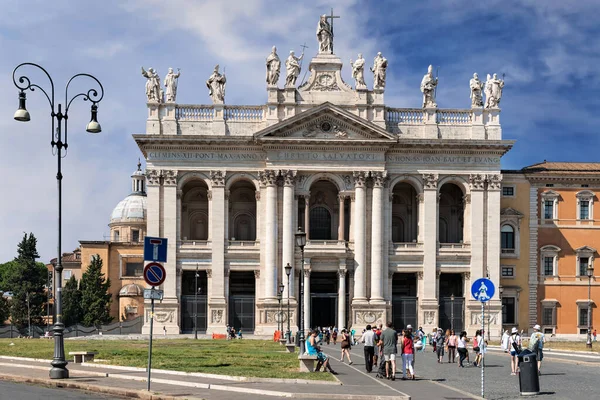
left=509, top=327, right=522, bottom=375
left=529, top=324, right=546, bottom=375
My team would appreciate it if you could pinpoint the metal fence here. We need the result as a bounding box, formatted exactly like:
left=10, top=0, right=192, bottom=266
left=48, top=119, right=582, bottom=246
left=0, top=317, right=143, bottom=339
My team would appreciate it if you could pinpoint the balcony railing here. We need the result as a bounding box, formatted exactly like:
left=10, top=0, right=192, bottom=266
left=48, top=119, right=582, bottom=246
left=177, top=240, right=211, bottom=250
left=392, top=242, right=423, bottom=249
left=439, top=243, right=471, bottom=250
left=385, top=108, right=424, bottom=124
left=175, top=105, right=215, bottom=121
left=437, top=109, right=472, bottom=124
left=228, top=240, right=260, bottom=247
left=306, top=240, right=346, bottom=246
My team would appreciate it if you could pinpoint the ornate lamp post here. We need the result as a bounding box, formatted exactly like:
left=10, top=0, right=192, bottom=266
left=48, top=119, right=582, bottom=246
left=277, top=284, right=284, bottom=334
left=587, top=265, right=594, bottom=349
left=295, top=228, right=307, bottom=355
left=450, top=293, right=455, bottom=332
left=194, top=263, right=199, bottom=340
left=285, top=263, right=292, bottom=344
left=12, top=62, right=104, bottom=379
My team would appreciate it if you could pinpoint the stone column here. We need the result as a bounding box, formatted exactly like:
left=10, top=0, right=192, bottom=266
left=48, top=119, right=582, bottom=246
left=304, top=195, right=310, bottom=239
left=338, top=194, right=346, bottom=241
left=467, top=174, right=486, bottom=334
left=281, top=170, right=296, bottom=298
left=224, top=190, right=230, bottom=240
left=259, top=170, right=279, bottom=300
left=145, top=170, right=161, bottom=237
left=352, top=171, right=368, bottom=303
left=162, top=170, right=178, bottom=300
left=486, top=174, right=503, bottom=338
left=370, top=171, right=386, bottom=303
left=349, top=193, right=355, bottom=242
left=303, top=267, right=311, bottom=332
left=338, top=269, right=347, bottom=329
left=421, top=173, right=439, bottom=332
left=207, top=171, right=227, bottom=333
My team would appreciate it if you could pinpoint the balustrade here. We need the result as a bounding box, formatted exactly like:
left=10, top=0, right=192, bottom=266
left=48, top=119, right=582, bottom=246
left=224, top=106, right=264, bottom=121
left=437, top=110, right=472, bottom=124
left=385, top=108, right=424, bottom=124
left=175, top=105, right=214, bottom=121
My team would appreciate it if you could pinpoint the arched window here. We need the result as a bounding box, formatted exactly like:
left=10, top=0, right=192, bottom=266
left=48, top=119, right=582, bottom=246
left=392, top=216, right=405, bottom=242
left=501, top=225, right=515, bottom=252
left=310, top=206, right=332, bottom=240
left=233, top=213, right=256, bottom=241
left=439, top=218, right=448, bottom=243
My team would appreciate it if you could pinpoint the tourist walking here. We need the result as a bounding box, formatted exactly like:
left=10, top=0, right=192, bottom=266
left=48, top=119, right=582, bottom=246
left=501, top=329, right=510, bottom=353
left=340, top=329, right=353, bottom=364
left=529, top=324, right=546, bottom=375
left=361, top=324, right=375, bottom=372
left=593, top=328, right=597, bottom=342
left=457, top=331, right=468, bottom=368
left=435, top=328, right=446, bottom=363
left=373, top=324, right=383, bottom=367
left=381, top=321, right=398, bottom=381
left=509, top=327, right=521, bottom=375
left=447, top=329, right=457, bottom=363
left=401, top=329, right=416, bottom=380
left=473, top=330, right=482, bottom=367
left=332, top=328, right=338, bottom=345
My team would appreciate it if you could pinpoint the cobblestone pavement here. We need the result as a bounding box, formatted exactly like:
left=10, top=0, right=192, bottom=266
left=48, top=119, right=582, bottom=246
left=322, top=342, right=600, bottom=400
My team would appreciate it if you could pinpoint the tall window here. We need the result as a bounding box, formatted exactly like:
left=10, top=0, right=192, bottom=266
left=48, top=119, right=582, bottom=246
left=542, top=307, right=555, bottom=326
left=501, top=225, right=515, bottom=252
left=544, top=200, right=554, bottom=219
left=544, top=257, right=555, bottom=276
left=310, top=206, right=332, bottom=240
left=502, top=297, right=516, bottom=324
left=579, top=307, right=589, bottom=327
left=579, top=257, right=590, bottom=276
left=114, top=230, right=120, bottom=242
left=132, top=229, right=140, bottom=242
left=125, top=262, right=144, bottom=277
left=580, top=200, right=590, bottom=220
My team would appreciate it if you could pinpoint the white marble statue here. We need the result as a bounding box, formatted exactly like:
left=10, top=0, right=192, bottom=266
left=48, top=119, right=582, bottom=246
left=485, top=73, right=505, bottom=108
left=370, top=52, right=388, bottom=89
left=469, top=73, right=484, bottom=107
left=163, top=67, right=181, bottom=102
left=285, top=50, right=304, bottom=87
left=350, top=54, right=366, bottom=89
left=420, top=64, right=438, bottom=108
left=266, top=46, right=281, bottom=86
left=206, top=65, right=226, bottom=103
left=141, top=67, right=162, bottom=102
left=316, top=14, right=333, bottom=54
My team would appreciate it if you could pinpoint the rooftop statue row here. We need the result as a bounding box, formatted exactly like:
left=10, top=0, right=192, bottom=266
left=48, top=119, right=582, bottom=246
left=141, top=66, right=181, bottom=103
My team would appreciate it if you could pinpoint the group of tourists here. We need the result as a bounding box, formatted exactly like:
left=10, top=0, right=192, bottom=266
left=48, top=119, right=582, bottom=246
left=501, top=324, right=546, bottom=375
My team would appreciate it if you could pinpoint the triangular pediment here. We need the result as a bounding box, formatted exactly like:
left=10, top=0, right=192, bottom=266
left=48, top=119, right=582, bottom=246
left=254, top=102, right=396, bottom=141
left=575, top=245, right=597, bottom=254
left=501, top=207, right=525, bottom=217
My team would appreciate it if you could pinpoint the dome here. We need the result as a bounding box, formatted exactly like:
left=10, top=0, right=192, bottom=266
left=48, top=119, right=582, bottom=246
left=119, top=284, right=144, bottom=297
left=110, top=194, right=147, bottom=224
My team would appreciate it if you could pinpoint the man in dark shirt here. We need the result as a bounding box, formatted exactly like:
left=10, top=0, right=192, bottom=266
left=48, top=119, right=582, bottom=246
left=380, top=321, right=398, bottom=380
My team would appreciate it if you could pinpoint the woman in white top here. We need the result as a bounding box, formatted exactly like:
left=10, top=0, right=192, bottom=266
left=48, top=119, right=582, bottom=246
left=509, top=327, right=521, bottom=375
left=501, top=330, right=510, bottom=353
left=457, top=331, right=468, bottom=368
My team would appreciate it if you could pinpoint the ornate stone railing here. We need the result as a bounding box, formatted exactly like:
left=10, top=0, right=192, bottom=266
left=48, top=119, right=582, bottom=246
left=437, top=110, right=472, bottom=124
left=177, top=240, right=211, bottom=249
left=385, top=108, right=424, bottom=124
left=306, top=240, right=346, bottom=246
left=439, top=243, right=471, bottom=250
left=392, top=242, right=424, bottom=249
left=228, top=240, right=260, bottom=247
left=175, top=105, right=215, bottom=121
left=224, top=106, right=264, bottom=121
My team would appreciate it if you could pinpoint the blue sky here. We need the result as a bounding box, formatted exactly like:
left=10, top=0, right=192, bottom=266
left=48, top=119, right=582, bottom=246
left=0, top=0, right=598, bottom=262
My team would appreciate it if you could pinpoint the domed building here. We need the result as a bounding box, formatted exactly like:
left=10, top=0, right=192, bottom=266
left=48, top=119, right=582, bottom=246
left=79, top=162, right=147, bottom=322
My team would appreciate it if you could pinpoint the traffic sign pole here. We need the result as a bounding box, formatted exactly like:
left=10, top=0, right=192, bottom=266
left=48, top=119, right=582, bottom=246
left=481, top=300, right=485, bottom=398
left=147, top=287, right=155, bottom=391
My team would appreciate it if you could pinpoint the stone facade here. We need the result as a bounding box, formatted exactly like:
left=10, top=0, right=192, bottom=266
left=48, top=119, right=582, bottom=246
left=135, top=29, right=512, bottom=337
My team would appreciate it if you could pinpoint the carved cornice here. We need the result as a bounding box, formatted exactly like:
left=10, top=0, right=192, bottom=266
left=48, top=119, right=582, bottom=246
left=280, top=169, right=297, bottom=186
left=486, top=174, right=502, bottom=190
left=337, top=270, right=347, bottom=278
left=146, top=169, right=161, bottom=186
left=162, top=169, right=177, bottom=186
left=469, top=174, right=486, bottom=191
left=258, top=170, right=279, bottom=186
left=353, top=171, right=368, bottom=187
left=371, top=171, right=388, bottom=188
left=210, top=170, right=226, bottom=187
left=422, top=173, right=438, bottom=190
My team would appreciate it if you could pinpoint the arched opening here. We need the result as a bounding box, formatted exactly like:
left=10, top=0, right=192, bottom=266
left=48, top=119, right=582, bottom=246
left=501, top=224, right=515, bottom=252
left=181, top=180, right=209, bottom=240
left=438, top=183, right=464, bottom=243
left=308, top=180, right=340, bottom=240
left=391, top=183, right=418, bottom=242
left=229, top=180, right=257, bottom=241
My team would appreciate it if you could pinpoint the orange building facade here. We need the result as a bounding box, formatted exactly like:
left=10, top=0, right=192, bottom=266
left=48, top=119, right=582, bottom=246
left=523, top=162, right=599, bottom=337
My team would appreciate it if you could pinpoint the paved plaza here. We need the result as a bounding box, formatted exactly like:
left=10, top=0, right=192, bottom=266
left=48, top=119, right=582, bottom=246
left=0, top=342, right=598, bottom=399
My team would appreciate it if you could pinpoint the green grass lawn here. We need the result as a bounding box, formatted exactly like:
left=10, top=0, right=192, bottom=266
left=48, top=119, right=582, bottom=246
left=0, top=339, right=335, bottom=381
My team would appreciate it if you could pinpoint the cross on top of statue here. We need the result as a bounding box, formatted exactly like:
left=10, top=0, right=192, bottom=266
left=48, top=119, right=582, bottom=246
left=316, top=9, right=340, bottom=54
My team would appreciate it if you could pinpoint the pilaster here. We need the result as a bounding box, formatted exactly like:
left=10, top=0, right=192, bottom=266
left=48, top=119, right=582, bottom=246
left=281, top=170, right=296, bottom=298
left=207, top=170, right=227, bottom=333
left=352, top=171, right=368, bottom=304
left=370, top=171, right=386, bottom=303
left=259, top=170, right=279, bottom=300
left=337, top=267, right=347, bottom=330
left=421, top=173, right=438, bottom=332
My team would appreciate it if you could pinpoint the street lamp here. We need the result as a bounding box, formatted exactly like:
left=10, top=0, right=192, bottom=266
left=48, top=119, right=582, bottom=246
left=12, top=62, right=104, bottom=379
left=450, top=293, right=455, bottom=332
left=295, top=228, right=307, bottom=355
left=194, top=263, right=199, bottom=340
left=587, top=264, right=594, bottom=349
left=285, top=263, right=292, bottom=344
left=277, top=284, right=284, bottom=335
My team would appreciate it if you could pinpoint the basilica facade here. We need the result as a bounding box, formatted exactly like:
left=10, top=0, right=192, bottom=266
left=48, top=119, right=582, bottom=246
left=135, top=31, right=511, bottom=336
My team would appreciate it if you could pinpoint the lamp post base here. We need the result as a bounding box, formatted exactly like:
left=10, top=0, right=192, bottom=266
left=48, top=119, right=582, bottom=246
left=49, top=365, right=69, bottom=379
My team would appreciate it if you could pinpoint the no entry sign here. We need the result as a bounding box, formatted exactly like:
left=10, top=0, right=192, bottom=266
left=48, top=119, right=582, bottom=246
left=144, top=262, right=166, bottom=287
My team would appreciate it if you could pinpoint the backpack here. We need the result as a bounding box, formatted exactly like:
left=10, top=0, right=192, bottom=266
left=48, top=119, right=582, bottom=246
left=528, top=333, right=541, bottom=352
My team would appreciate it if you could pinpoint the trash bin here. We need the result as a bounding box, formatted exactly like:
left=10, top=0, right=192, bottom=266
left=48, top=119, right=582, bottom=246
left=295, top=331, right=300, bottom=347
left=518, top=349, right=540, bottom=396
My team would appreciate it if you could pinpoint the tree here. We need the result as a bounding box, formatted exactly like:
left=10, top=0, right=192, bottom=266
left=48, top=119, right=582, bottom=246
left=62, top=275, right=83, bottom=327
left=80, top=255, right=113, bottom=326
left=0, top=295, right=10, bottom=324
left=0, top=234, right=47, bottom=329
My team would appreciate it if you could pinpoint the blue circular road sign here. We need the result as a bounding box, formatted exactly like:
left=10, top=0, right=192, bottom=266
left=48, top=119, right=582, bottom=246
left=144, top=262, right=166, bottom=287
left=471, top=278, right=495, bottom=302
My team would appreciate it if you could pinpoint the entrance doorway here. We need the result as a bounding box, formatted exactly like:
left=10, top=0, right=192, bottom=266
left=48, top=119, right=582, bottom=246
left=181, top=270, right=208, bottom=333
left=439, top=273, right=464, bottom=332
left=392, top=273, right=418, bottom=330
left=310, top=272, right=338, bottom=329
left=229, top=271, right=255, bottom=332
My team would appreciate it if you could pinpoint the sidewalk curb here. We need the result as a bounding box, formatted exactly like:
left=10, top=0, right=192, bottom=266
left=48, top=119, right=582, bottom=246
left=0, top=373, right=201, bottom=400
left=0, top=355, right=341, bottom=386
